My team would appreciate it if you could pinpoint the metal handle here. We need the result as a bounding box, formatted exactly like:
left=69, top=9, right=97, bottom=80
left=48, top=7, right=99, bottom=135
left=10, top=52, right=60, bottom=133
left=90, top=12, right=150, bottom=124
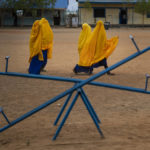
left=145, top=74, right=150, bottom=91
left=0, top=107, right=10, bottom=124
left=129, top=35, right=140, bottom=52
left=5, top=56, right=10, bottom=72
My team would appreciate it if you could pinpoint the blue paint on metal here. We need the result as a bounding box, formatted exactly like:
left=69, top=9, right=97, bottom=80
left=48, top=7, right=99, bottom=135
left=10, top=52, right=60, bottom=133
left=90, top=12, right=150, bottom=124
left=129, top=35, right=140, bottom=52
left=79, top=88, right=104, bottom=138
left=5, top=56, right=10, bottom=73
left=80, top=88, right=101, bottom=124
left=0, top=108, right=10, bottom=124
left=54, top=84, right=75, bottom=126
left=0, top=107, right=2, bottom=112
left=1, top=70, right=150, bottom=94
left=52, top=91, right=79, bottom=140
left=1, top=111, right=10, bottom=124
left=53, top=87, right=103, bottom=140
left=54, top=86, right=101, bottom=129
left=0, top=46, right=150, bottom=137
left=145, top=74, right=150, bottom=91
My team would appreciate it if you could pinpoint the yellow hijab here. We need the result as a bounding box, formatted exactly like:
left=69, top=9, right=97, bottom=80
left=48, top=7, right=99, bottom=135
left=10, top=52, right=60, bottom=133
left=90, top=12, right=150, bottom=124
left=29, top=18, right=53, bottom=62
left=78, top=23, right=91, bottom=55
left=78, top=20, right=118, bottom=67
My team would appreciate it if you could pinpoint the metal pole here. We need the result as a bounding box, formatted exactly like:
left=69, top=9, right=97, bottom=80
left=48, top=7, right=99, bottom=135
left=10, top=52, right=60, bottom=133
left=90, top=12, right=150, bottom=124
left=0, top=107, right=10, bottom=124
left=5, top=56, right=10, bottom=72
left=1, top=70, right=150, bottom=94
left=145, top=74, right=150, bottom=91
left=0, top=46, right=150, bottom=133
left=52, top=91, right=79, bottom=140
left=54, top=91, right=74, bottom=126
left=129, top=35, right=140, bottom=52
left=1, top=111, right=10, bottom=124
left=80, top=88, right=101, bottom=123
left=54, top=83, right=78, bottom=126
left=79, top=89, right=104, bottom=138
left=54, top=86, right=101, bottom=127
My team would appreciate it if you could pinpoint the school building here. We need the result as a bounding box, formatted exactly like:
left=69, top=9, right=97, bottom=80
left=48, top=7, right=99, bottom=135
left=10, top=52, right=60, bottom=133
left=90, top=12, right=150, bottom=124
left=77, top=0, right=150, bottom=26
left=0, top=0, right=68, bottom=26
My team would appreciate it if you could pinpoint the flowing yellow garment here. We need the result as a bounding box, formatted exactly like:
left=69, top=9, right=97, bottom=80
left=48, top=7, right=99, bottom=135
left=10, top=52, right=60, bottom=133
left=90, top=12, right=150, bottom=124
left=78, top=21, right=118, bottom=67
left=78, top=23, right=91, bottom=55
left=29, top=18, right=53, bottom=62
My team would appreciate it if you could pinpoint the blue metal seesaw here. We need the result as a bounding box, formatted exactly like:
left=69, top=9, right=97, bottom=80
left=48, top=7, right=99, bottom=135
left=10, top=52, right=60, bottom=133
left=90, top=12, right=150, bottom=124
left=0, top=35, right=150, bottom=140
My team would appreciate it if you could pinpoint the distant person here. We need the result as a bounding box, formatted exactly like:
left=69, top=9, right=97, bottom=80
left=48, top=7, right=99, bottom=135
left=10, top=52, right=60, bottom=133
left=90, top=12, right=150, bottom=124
left=28, top=18, right=53, bottom=74
left=74, top=20, right=118, bottom=75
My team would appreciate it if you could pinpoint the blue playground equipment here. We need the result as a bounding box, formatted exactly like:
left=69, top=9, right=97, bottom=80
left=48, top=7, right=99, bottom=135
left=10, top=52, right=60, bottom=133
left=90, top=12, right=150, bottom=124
left=0, top=35, right=150, bottom=140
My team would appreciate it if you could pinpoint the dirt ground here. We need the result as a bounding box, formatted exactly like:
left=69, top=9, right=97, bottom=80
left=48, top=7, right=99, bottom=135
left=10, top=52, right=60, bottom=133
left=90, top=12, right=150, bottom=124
left=0, top=26, right=150, bottom=150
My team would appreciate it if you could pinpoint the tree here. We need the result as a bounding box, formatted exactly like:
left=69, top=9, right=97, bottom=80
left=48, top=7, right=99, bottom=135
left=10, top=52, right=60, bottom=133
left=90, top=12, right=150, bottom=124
left=134, top=0, right=150, bottom=25
left=2, top=0, right=56, bottom=26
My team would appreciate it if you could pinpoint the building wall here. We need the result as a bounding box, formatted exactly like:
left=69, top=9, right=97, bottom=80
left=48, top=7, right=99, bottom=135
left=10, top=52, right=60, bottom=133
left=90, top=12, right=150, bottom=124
left=133, top=12, right=150, bottom=25
left=125, top=8, right=150, bottom=25
left=144, top=14, right=150, bottom=24
left=79, top=8, right=94, bottom=24
left=79, top=7, right=150, bottom=25
left=79, top=8, right=120, bottom=25
left=79, top=3, right=150, bottom=25
left=60, top=10, right=66, bottom=25
left=79, top=8, right=107, bottom=25
left=0, top=9, right=66, bottom=26
left=127, top=8, right=133, bottom=24
left=1, top=11, right=14, bottom=26
left=106, top=8, right=119, bottom=24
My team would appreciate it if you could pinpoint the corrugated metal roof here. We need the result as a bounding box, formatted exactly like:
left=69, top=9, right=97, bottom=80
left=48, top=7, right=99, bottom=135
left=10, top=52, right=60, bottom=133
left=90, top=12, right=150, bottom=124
left=53, top=0, right=68, bottom=9
left=78, top=0, right=137, bottom=3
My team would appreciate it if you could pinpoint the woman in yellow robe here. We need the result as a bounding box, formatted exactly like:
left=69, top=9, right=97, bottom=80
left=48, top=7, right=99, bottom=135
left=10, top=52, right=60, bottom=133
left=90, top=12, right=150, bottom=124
left=28, top=18, right=53, bottom=74
left=74, top=20, right=118, bottom=74
left=78, top=23, right=92, bottom=55
left=73, top=23, right=93, bottom=74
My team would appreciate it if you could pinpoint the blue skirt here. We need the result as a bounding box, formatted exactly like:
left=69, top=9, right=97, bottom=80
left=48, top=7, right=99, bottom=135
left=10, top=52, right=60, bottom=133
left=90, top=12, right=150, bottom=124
left=92, top=58, right=108, bottom=68
left=73, top=64, right=93, bottom=74
left=73, top=58, right=108, bottom=74
left=28, top=50, right=48, bottom=74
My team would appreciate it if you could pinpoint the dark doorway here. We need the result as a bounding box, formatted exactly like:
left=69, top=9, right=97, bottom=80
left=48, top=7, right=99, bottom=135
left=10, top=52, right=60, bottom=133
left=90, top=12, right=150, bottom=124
left=119, top=8, right=127, bottom=24
left=13, top=11, right=18, bottom=26
left=54, top=10, right=60, bottom=25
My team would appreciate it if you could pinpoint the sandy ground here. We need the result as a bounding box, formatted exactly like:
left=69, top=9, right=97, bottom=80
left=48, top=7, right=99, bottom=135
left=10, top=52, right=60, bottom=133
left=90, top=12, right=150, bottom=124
left=0, top=27, right=150, bottom=150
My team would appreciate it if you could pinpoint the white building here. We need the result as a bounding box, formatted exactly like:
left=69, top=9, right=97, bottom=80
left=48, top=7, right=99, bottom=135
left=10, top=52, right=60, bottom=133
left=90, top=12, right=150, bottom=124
left=77, top=0, right=150, bottom=26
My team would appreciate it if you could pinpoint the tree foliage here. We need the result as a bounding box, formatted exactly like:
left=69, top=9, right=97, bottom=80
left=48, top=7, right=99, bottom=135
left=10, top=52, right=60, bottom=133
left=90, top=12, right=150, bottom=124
left=134, top=0, right=150, bottom=25
left=135, top=0, right=150, bottom=15
left=83, top=0, right=92, bottom=10
left=2, top=0, right=56, bottom=25
left=2, top=0, right=56, bottom=11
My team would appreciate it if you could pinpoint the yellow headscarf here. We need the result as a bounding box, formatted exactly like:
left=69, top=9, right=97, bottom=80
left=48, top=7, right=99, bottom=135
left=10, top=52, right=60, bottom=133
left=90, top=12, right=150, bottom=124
left=78, top=20, right=118, bottom=67
left=78, top=23, right=91, bottom=55
left=29, top=18, right=53, bottom=62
